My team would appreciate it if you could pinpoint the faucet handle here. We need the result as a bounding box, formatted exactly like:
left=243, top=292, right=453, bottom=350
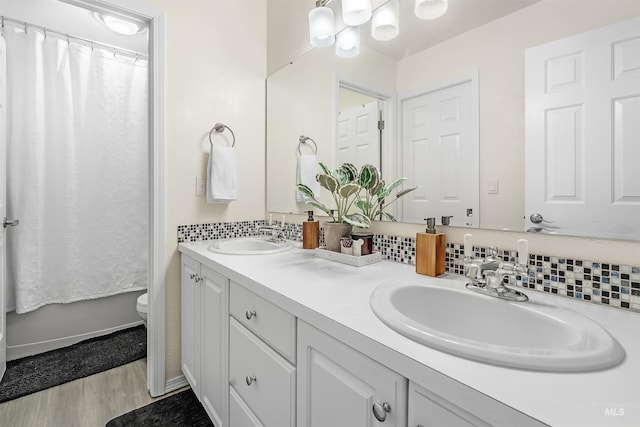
left=487, top=246, right=499, bottom=258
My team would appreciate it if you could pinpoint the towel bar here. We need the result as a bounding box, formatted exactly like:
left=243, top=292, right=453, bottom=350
left=209, top=123, right=235, bottom=147
left=298, top=135, right=318, bottom=155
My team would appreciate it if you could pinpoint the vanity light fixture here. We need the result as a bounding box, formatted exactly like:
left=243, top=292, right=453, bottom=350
left=309, top=0, right=336, bottom=47
left=414, top=0, right=448, bottom=20
left=94, top=12, right=146, bottom=35
left=342, top=0, right=372, bottom=26
left=336, top=25, right=360, bottom=58
left=371, top=0, right=399, bottom=41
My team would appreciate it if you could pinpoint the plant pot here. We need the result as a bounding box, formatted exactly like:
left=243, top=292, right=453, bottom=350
left=323, top=222, right=353, bottom=252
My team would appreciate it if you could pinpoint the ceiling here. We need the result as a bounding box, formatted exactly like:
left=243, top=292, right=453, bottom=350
left=0, top=0, right=148, bottom=54
left=267, top=0, right=541, bottom=76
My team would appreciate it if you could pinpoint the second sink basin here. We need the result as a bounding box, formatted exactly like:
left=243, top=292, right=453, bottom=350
left=207, top=237, right=292, bottom=255
left=370, top=280, right=625, bottom=372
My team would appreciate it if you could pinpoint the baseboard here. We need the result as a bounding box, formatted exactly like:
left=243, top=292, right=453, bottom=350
left=165, top=375, right=189, bottom=394
left=7, top=320, right=145, bottom=361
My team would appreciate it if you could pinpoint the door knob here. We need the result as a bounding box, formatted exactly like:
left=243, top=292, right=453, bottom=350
left=3, top=217, right=19, bottom=228
left=372, top=402, right=391, bottom=422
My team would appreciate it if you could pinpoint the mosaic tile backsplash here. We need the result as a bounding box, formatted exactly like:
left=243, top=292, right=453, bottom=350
left=178, top=221, right=640, bottom=313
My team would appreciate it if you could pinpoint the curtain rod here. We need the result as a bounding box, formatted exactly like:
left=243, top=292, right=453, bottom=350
left=0, top=15, right=148, bottom=60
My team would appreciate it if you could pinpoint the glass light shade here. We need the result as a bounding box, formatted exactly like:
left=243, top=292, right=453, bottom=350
left=371, top=0, right=399, bottom=41
left=414, top=0, right=448, bottom=20
left=309, top=6, right=336, bottom=47
left=342, top=0, right=372, bottom=26
left=336, top=26, right=360, bottom=58
left=94, top=13, right=145, bottom=35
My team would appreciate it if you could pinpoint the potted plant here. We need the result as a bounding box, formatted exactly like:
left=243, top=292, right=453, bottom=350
left=297, top=163, right=416, bottom=252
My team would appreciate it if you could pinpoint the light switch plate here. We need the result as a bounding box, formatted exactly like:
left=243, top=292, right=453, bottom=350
left=488, top=178, right=499, bottom=194
left=196, top=176, right=205, bottom=197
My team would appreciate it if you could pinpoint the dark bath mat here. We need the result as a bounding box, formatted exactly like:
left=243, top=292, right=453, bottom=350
left=0, top=324, right=146, bottom=403
left=105, top=389, right=214, bottom=427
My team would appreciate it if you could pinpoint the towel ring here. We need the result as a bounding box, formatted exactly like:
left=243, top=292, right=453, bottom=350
left=209, top=122, right=236, bottom=147
left=298, top=135, right=318, bottom=155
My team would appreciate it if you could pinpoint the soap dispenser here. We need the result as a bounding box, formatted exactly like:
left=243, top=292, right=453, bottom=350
left=302, top=210, right=320, bottom=249
left=416, top=218, right=446, bottom=277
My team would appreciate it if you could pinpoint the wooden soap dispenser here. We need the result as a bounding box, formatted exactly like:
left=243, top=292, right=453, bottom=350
left=416, top=217, right=446, bottom=277
left=302, top=210, right=320, bottom=249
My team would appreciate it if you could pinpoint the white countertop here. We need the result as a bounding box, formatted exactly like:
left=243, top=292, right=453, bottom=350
left=179, top=241, right=640, bottom=427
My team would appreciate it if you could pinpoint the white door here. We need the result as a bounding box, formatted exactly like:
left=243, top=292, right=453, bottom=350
left=336, top=101, right=380, bottom=168
left=0, top=35, right=7, bottom=380
left=401, top=80, right=479, bottom=226
left=525, top=17, right=640, bottom=239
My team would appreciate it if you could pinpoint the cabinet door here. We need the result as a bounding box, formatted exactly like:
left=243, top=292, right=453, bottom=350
left=409, top=381, right=489, bottom=427
left=298, top=321, right=407, bottom=427
left=230, top=386, right=265, bottom=427
left=200, top=265, right=229, bottom=427
left=181, top=254, right=201, bottom=396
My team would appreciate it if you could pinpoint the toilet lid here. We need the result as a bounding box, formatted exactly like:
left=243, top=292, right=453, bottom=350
left=137, top=293, right=148, bottom=307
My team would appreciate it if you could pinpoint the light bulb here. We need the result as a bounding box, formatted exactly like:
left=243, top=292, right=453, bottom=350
left=309, top=6, right=336, bottom=47
left=342, top=0, right=372, bottom=26
left=372, top=0, right=399, bottom=41
left=336, top=26, right=360, bottom=58
left=415, top=0, right=448, bottom=20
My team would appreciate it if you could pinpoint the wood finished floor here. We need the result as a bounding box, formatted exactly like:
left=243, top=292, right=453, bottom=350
left=0, top=358, right=184, bottom=427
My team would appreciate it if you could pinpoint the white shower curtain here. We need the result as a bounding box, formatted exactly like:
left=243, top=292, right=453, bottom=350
left=2, top=25, right=148, bottom=313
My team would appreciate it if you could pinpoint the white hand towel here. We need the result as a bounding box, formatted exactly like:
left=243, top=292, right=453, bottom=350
left=207, top=145, right=237, bottom=203
left=296, top=154, right=320, bottom=202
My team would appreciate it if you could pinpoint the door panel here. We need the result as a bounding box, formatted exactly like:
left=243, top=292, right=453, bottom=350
left=401, top=80, right=478, bottom=227
left=337, top=101, right=380, bottom=168
left=525, top=18, right=640, bottom=239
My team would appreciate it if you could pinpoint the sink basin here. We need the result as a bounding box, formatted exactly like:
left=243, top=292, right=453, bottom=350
left=370, top=281, right=625, bottom=372
left=207, top=237, right=292, bottom=255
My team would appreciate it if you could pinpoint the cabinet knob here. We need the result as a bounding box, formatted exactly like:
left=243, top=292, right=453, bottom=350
left=372, top=402, right=391, bottom=422
left=245, top=375, right=257, bottom=386
left=189, top=273, right=196, bottom=280
left=195, top=276, right=203, bottom=283
left=245, top=310, right=257, bottom=320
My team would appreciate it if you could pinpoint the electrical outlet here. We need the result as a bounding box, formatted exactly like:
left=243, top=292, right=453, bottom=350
left=196, top=176, right=205, bottom=197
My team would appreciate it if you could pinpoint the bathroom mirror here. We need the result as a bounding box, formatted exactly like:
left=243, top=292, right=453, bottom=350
left=266, top=0, right=640, bottom=240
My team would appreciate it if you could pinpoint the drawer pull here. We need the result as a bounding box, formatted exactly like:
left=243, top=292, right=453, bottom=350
left=245, top=375, right=257, bottom=386
left=372, top=402, right=391, bottom=422
left=245, top=310, right=257, bottom=320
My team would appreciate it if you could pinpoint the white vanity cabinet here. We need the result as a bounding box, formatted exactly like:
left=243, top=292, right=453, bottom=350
left=407, top=379, right=546, bottom=427
left=297, top=320, right=408, bottom=427
left=228, top=282, right=297, bottom=427
left=409, top=381, right=489, bottom=427
left=180, top=254, right=229, bottom=427
left=179, top=245, right=549, bottom=427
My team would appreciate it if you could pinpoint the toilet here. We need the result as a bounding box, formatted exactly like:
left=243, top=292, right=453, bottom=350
left=136, top=293, right=148, bottom=327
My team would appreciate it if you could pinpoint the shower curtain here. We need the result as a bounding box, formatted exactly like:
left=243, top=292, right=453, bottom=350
left=2, top=24, right=148, bottom=314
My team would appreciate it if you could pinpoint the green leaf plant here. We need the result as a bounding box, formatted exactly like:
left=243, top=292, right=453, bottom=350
left=296, top=162, right=416, bottom=228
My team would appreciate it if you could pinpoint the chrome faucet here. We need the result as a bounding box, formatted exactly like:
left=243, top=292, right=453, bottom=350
left=256, top=224, right=286, bottom=243
left=463, top=243, right=529, bottom=302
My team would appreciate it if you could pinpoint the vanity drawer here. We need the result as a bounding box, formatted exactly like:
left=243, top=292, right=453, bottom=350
left=229, top=318, right=296, bottom=427
left=230, top=281, right=296, bottom=362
